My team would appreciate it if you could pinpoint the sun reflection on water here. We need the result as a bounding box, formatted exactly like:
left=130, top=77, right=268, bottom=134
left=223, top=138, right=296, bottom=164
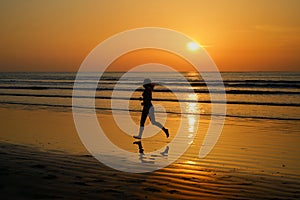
left=186, top=93, right=199, bottom=133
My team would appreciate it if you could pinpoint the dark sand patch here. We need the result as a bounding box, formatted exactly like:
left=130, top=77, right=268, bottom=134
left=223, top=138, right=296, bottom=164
left=0, top=142, right=299, bottom=199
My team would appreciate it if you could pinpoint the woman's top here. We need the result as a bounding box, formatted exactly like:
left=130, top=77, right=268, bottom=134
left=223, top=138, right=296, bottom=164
left=142, top=85, right=152, bottom=107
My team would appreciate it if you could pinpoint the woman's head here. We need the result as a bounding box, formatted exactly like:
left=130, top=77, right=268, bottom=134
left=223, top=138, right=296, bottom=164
left=143, top=78, right=155, bottom=89
left=143, top=78, right=151, bottom=86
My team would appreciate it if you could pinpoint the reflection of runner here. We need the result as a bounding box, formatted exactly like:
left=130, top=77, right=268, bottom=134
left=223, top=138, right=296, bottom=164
left=133, top=141, right=154, bottom=164
left=133, top=78, right=169, bottom=139
left=160, top=146, right=169, bottom=156
left=133, top=141, right=169, bottom=164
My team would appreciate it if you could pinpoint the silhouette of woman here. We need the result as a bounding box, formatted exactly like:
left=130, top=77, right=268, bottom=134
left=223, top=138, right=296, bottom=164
left=133, top=78, right=169, bottom=139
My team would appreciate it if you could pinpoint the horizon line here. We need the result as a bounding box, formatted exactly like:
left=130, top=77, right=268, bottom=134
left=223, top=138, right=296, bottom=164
left=0, top=70, right=300, bottom=73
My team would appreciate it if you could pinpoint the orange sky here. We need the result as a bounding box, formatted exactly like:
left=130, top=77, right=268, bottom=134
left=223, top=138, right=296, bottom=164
left=107, top=49, right=196, bottom=72
left=0, top=0, right=299, bottom=72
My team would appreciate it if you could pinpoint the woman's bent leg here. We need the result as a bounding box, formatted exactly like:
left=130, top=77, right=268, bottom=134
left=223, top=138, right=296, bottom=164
left=149, top=106, right=169, bottom=138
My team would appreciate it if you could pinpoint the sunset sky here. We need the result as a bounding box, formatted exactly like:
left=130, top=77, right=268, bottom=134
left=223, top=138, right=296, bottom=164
left=0, top=0, right=299, bottom=72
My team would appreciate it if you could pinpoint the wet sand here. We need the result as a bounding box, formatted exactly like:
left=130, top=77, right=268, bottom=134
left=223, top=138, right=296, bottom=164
left=0, top=107, right=300, bottom=199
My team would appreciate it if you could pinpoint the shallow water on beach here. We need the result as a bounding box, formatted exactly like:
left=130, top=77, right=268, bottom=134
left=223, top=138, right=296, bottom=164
left=1, top=106, right=300, bottom=199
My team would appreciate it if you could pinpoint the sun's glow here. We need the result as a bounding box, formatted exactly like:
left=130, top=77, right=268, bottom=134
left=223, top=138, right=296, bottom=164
left=185, top=160, right=196, bottom=165
left=187, top=42, right=200, bottom=51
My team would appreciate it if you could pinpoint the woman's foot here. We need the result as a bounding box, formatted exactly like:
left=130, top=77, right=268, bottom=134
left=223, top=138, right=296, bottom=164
left=164, top=128, right=169, bottom=138
left=133, top=135, right=141, bottom=139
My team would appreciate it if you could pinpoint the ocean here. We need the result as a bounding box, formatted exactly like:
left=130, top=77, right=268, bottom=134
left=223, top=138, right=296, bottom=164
left=0, top=72, right=299, bottom=121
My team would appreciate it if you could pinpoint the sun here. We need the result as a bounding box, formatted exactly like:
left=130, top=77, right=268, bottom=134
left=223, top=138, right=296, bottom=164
left=187, top=41, right=200, bottom=51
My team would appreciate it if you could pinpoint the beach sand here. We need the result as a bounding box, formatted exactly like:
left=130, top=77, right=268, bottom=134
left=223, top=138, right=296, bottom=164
left=0, top=106, right=300, bottom=199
